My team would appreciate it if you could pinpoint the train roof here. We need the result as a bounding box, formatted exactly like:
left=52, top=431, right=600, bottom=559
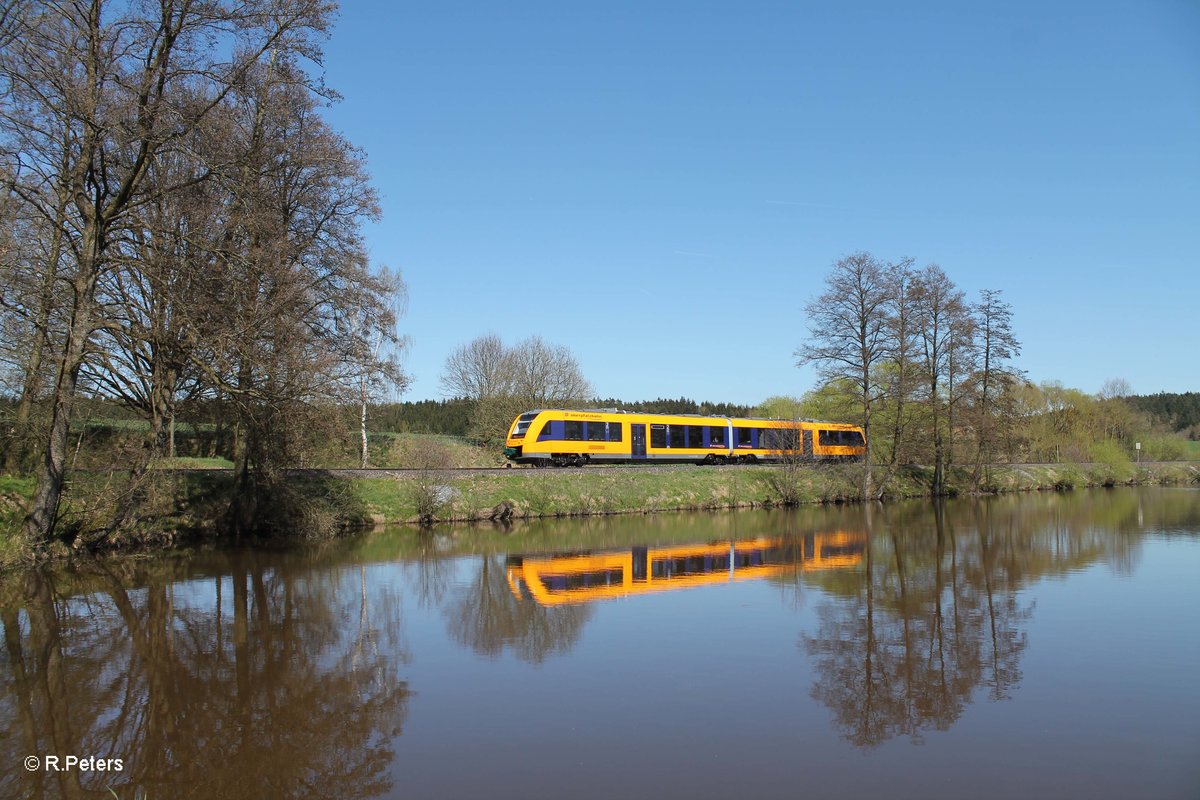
left=522, top=408, right=859, bottom=426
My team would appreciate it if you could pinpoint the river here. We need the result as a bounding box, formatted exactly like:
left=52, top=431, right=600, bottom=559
left=1, top=487, right=1198, bottom=799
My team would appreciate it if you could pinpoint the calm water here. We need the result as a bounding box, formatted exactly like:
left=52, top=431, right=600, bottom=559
left=2, top=488, right=1198, bottom=800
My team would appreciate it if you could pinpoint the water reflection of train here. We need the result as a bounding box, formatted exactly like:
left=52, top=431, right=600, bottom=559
left=505, top=532, right=866, bottom=606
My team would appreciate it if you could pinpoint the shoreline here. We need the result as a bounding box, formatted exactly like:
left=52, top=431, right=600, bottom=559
left=348, top=461, right=1200, bottom=522
left=2, top=462, right=1198, bottom=569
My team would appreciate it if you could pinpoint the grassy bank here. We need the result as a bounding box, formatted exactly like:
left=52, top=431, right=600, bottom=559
left=2, top=461, right=1198, bottom=569
left=0, top=471, right=233, bottom=569
left=346, top=461, right=1200, bottom=525
left=0, top=475, right=35, bottom=568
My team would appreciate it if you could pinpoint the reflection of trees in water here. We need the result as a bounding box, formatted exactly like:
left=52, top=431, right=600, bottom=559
left=444, top=556, right=593, bottom=664
left=0, top=555, right=410, bottom=800
left=399, top=532, right=459, bottom=610
left=803, top=496, right=1148, bottom=747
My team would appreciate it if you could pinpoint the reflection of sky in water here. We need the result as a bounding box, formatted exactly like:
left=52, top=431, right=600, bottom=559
left=393, top=566, right=825, bottom=798
left=380, top=510, right=1200, bottom=799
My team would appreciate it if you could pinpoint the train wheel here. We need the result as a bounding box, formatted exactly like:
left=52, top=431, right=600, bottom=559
left=743, top=455, right=757, bottom=465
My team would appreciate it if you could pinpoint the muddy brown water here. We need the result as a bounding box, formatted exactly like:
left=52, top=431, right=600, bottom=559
left=2, top=488, right=1198, bottom=799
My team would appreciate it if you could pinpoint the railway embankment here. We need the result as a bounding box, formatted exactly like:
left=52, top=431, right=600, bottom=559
left=2, top=462, right=1198, bottom=568
left=348, top=461, right=1200, bottom=525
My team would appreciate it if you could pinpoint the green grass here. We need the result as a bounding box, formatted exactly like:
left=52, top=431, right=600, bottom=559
left=0, top=475, right=35, bottom=568
left=0, top=470, right=240, bottom=570
left=373, top=433, right=503, bottom=469
left=350, top=465, right=874, bottom=525
left=972, top=462, right=1200, bottom=492
left=3, top=459, right=1196, bottom=567
left=151, top=456, right=234, bottom=469
left=82, top=418, right=218, bottom=434
left=346, top=461, right=1200, bottom=526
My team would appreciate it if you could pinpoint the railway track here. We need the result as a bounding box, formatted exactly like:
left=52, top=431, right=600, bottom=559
left=79, top=462, right=811, bottom=474
left=127, top=464, right=747, bottom=477
left=79, top=461, right=1200, bottom=479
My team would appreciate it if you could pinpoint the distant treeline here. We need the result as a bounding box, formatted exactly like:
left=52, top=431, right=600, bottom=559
left=591, top=397, right=756, bottom=417
left=367, top=397, right=757, bottom=436
left=373, top=392, right=1197, bottom=441
left=368, top=399, right=474, bottom=436
left=8, top=393, right=1193, bottom=441
left=1126, top=392, right=1200, bottom=437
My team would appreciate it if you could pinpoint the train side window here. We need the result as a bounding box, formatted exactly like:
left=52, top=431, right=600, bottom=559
left=565, top=421, right=583, bottom=441
left=538, top=422, right=555, bottom=441
left=667, top=424, right=687, bottom=448
left=650, top=424, right=667, bottom=448
left=687, top=425, right=704, bottom=448
left=608, top=422, right=623, bottom=442
left=586, top=422, right=606, bottom=441
left=818, top=429, right=855, bottom=447
left=736, top=427, right=753, bottom=448
left=710, top=427, right=727, bottom=447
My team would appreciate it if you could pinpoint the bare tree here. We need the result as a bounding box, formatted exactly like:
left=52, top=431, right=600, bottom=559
left=439, top=333, right=509, bottom=401
left=508, top=336, right=593, bottom=406
left=440, top=334, right=593, bottom=444
left=0, top=86, right=73, bottom=474
left=798, top=254, right=1024, bottom=494
left=188, top=59, right=405, bottom=533
left=876, top=258, right=918, bottom=490
left=0, top=0, right=337, bottom=544
left=350, top=267, right=409, bottom=468
left=971, top=289, right=1021, bottom=485
left=1097, top=377, right=1132, bottom=401
left=796, top=252, right=891, bottom=498
left=912, top=264, right=968, bottom=495
left=78, top=138, right=222, bottom=512
left=945, top=306, right=977, bottom=473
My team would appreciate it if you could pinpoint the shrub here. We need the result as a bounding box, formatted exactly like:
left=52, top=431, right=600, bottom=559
left=1088, top=441, right=1134, bottom=486
left=1140, top=436, right=1187, bottom=462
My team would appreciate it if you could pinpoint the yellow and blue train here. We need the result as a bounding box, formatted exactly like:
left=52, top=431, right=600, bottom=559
left=504, top=408, right=866, bottom=467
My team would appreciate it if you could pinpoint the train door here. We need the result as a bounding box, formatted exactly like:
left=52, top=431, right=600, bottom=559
left=631, top=424, right=647, bottom=459
left=803, top=429, right=814, bottom=459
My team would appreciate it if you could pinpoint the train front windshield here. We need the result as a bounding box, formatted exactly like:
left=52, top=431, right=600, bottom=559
left=511, top=412, right=538, bottom=438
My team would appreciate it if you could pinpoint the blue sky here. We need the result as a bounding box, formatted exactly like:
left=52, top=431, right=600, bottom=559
left=320, top=0, right=1199, bottom=406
